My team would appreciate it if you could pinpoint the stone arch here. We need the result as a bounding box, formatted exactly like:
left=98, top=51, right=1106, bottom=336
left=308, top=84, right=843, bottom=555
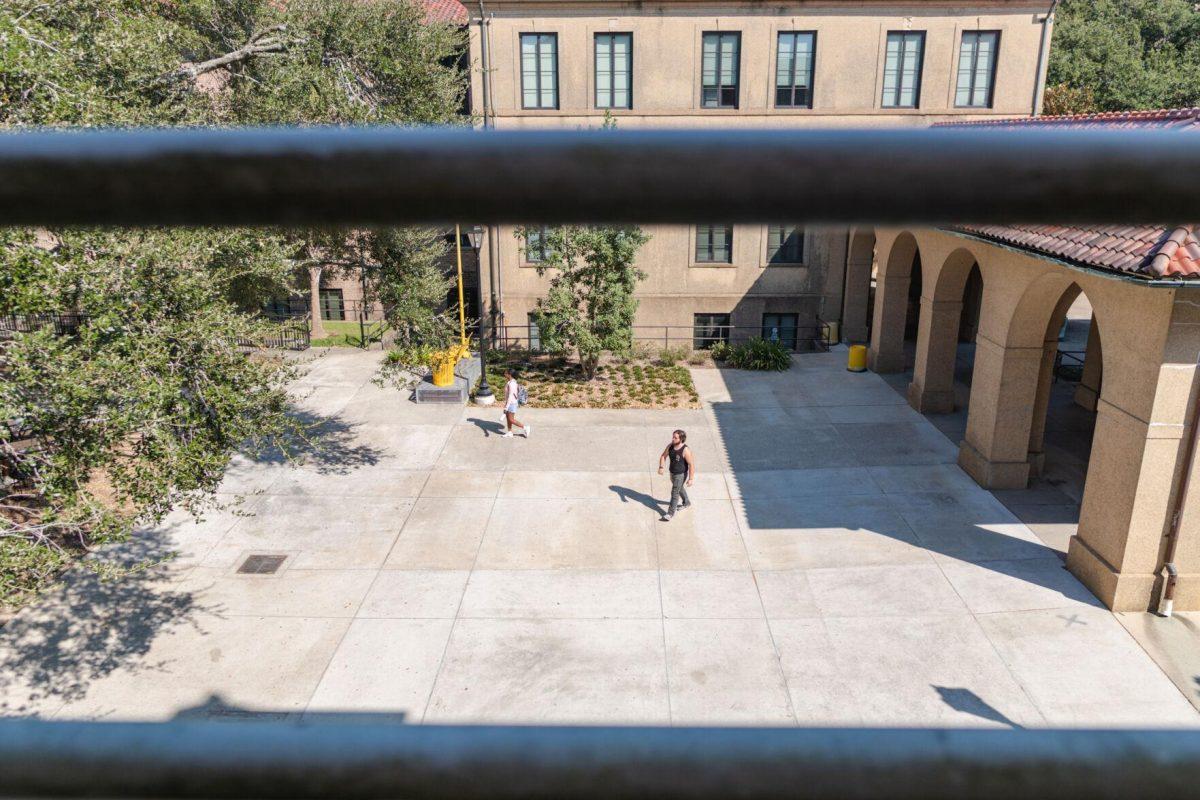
left=868, top=231, right=921, bottom=373
left=907, top=246, right=984, bottom=413
left=842, top=227, right=876, bottom=343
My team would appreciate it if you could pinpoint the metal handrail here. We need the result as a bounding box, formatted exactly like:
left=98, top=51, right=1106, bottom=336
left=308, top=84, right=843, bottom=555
left=1, top=719, right=1199, bottom=800
left=0, top=127, right=1198, bottom=227
left=493, top=323, right=829, bottom=352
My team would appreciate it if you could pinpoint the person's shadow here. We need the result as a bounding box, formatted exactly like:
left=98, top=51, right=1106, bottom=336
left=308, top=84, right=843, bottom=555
left=609, top=485, right=663, bottom=515
left=465, top=416, right=506, bottom=437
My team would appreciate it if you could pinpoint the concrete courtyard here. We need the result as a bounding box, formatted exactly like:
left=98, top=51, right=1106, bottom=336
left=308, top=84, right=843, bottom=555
left=1, top=347, right=1197, bottom=726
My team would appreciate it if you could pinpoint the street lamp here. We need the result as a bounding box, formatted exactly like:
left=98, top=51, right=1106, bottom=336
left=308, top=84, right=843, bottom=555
left=467, top=226, right=494, bottom=405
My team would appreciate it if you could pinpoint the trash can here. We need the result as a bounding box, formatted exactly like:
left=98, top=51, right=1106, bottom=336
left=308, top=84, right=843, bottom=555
left=847, top=344, right=868, bottom=373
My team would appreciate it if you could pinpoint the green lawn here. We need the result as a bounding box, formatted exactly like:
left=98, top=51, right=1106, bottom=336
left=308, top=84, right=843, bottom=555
left=311, top=319, right=384, bottom=348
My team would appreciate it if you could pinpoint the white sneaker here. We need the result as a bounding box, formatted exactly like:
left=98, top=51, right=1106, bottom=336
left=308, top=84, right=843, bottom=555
left=502, top=431, right=514, bottom=438
left=524, top=424, right=532, bottom=439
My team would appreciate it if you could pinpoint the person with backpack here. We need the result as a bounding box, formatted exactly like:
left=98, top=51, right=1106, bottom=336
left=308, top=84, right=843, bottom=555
left=657, top=429, right=694, bottom=521
left=502, top=368, right=531, bottom=439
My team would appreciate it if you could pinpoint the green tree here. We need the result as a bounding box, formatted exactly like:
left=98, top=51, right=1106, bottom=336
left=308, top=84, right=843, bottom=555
left=0, top=0, right=466, bottom=610
left=518, top=225, right=650, bottom=379
left=1047, top=0, right=1200, bottom=113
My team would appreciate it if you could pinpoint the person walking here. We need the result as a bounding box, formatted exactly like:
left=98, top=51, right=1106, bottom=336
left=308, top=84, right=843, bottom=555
left=657, top=429, right=694, bottom=521
left=502, top=368, right=531, bottom=439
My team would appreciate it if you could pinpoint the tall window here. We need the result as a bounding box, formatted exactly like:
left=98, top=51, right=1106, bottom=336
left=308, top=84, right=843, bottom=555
left=528, top=314, right=542, bottom=351
left=775, top=32, right=816, bottom=108
left=882, top=31, right=925, bottom=108
left=521, top=33, right=558, bottom=109
left=595, top=33, right=632, bottom=109
left=694, top=313, right=732, bottom=350
left=701, top=32, right=740, bottom=108
left=319, top=288, right=345, bottom=321
left=767, top=225, right=805, bottom=264
left=524, top=226, right=549, bottom=263
left=695, top=225, right=733, bottom=263
left=956, top=31, right=999, bottom=108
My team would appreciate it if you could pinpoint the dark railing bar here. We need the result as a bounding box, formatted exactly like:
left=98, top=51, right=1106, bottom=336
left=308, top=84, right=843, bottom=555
left=1, top=720, right=1199, bottom=800
left=0, top=127, right=1197, bottom=227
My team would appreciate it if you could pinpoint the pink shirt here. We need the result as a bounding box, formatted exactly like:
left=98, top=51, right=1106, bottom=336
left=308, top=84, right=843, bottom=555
left=505, top=379, right=519, bottom=406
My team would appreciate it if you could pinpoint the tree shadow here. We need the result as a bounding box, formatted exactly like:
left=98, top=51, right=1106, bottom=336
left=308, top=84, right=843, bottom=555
left=609, top=485, right=663, bottom=514
left=0, top=531, right=215, bottom=716
left=932, top=686, right=1023, bottom=729
left=242, top=408, right=383, bottom=476
left=172, top=694, right=409, bottom=724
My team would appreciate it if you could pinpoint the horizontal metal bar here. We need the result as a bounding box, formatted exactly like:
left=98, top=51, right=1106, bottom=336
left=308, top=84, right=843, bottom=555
left=0, top=126, right=1197, bottom=227
left=2, top=720, right=1200, bottom=800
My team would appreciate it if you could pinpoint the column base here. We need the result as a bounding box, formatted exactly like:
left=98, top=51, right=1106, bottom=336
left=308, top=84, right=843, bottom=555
left=1063, top=535, right=1199, bottom=611
left=1074, top=383, right=1099, bottom=412
left=868, top=348, right=905, bottom=374
left=957, top=439, right=1031, bottom=489
left=1027, top=450, right=1046, bottom=478
left=907, top=382, right=955, bottom=414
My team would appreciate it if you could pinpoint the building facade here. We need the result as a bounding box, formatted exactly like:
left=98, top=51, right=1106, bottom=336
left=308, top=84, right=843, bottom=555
left=469, top=0, right=1057, bottom=347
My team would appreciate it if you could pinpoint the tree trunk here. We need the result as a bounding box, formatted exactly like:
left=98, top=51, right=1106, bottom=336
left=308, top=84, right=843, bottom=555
left=309, top=266, right=327, bottom=340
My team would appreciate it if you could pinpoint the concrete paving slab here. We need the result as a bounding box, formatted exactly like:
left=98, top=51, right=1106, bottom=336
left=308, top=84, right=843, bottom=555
left=755, top=571, right=821, bottom=619
left=655, top=500, right=751, bottom=571
left=288, top=383, right=361, bottom=417
left=337, top=384, right=463, bottom=426
left=458, top=570, right=661, bottom=619
left=305, top=618, right=453, bottom=718
left=357, top=571, right=470, bottom=618
left=475, top=499, right=657, bottom=570
left=664, top=618, right=794, bottom=724
left=500, top=470, right=652, bottom=500
left=727, top=467, right=882, bottom=500
left=265, top=467, right=430, bottom=498
left=785, top=615, right=1046, bottom=728
left=867, top=464, right=982, bottom=495
left=650, top=471, right=729, bottom=501
left=977, top=607, right=1200, bottom=726
left=418, top=470, right=500, bottom=498
left=660, top=571, right=764, bottom=619
left=938, top=557, right=1100, bottom=614
left=385, top=498, right=494, bottom=570
left=424, top=619, right=670, bottom=723
left=806, top=564, right=969, bottom=618
left=56, top=615, right=351, bottom=721
left=1115, top=612, right=1200, bottom=714
left=823, top=403, right=926, bottom=424
left=834, top=422, right=960, bottom=466
left=357, top=424, right=453, bottom=470
left=768, top=619, right=860, bottom=725
left=900, top=516, right=1053, bottom=565
left=178, top=567, right=376, bottom=618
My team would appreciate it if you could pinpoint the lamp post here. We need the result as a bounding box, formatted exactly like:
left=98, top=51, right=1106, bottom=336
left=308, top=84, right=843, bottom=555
left=467, top=226, right=494, bottom=405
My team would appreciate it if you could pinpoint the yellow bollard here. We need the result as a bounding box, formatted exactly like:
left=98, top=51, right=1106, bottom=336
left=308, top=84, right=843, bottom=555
left=847, top=344, right=868, bottom=373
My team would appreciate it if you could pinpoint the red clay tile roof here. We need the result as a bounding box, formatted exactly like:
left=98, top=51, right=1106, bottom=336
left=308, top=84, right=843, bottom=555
left=420, top=0, right=468, bottom=23
left=936, top=109, right=1200, bottom=280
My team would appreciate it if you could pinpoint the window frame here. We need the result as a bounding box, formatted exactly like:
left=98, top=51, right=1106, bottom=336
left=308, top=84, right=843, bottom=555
left=700, top=31, right=741, bottom=110
left=318, top=288, right=345, bottom=322
left=693, top=313, right=732, bottom=350
left=694, top=224, right=735, bottom=265
left=594, top=32, right=633, bottom=110
left=762, top=312, right=800, bottom=351
left=522, top=225, right=550, bottom=265
left=520, top=32, right=559, bottom=111
left=528, top=313, right=542, bottom=351
left=766, top=224, right=806, bottom=266
left=881, top=30, right=926, bottom=109
left=955, top=30, right=1000, bottom=109
left=774, top=31, right=817, bottom=109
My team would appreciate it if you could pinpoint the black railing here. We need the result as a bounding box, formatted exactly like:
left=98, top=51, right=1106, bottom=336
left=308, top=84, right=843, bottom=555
left=0, top=312, right=84, bottom=337
left=493, top=323, right=830, bottom=354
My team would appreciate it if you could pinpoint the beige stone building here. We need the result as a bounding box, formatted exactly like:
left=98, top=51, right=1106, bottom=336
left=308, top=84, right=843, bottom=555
left=848, top=108, right=1200, bottom=612
left=469, top=0, right=1058, bottom=347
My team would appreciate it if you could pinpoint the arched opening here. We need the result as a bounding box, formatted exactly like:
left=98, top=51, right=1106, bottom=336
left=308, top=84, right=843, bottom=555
left=868, top=232, right=921, bottom=374
left=842, top=228, right=876, bottom=344
left=906, top=248, right=981, bottom=418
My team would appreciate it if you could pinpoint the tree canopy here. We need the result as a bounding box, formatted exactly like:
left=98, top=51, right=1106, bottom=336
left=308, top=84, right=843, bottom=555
left=0, top=0, right=467, bottom=612
left=1045, top=0, right=1200, bottom=114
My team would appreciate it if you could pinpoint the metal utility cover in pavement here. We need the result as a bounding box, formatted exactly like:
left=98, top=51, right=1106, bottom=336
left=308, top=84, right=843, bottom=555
left=237, top=554, right=287, bottom=575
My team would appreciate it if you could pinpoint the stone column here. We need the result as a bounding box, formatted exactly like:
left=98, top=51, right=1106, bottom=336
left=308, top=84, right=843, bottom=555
left=1025, top=334, right=1061, bottom=477
left=1067, top=302, right=1200, bottom=611
left=842, top=254, right=873, bottom=344
left=308, top=265, right=327, bottom=340
left=868, top=270, right=909, bottom=373
left=907, top=296, right=963, bottom=414
left=957, top=334, right=1044, bottom=489
left=1074, top=317, right=1102, bottom=411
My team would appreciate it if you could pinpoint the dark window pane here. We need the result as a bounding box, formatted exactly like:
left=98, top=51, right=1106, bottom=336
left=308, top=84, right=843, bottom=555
left=775, top=32, right=816, bottom=108
left=762, top=313, right=799, bottom=349
left=701, top=32, right=739, bottom=108
left=693, top=313, right=732, bottom=349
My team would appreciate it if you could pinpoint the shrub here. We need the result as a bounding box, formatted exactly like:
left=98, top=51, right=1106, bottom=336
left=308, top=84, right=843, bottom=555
left=726, top=337, right=792, bottom=371
left=631, top=341, right=656, bottom=360
left=708, top=340, right=730, bottom=362
left=655, top=345, right=688, bottom=366
left=687, top=350, right=709, bottom=366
